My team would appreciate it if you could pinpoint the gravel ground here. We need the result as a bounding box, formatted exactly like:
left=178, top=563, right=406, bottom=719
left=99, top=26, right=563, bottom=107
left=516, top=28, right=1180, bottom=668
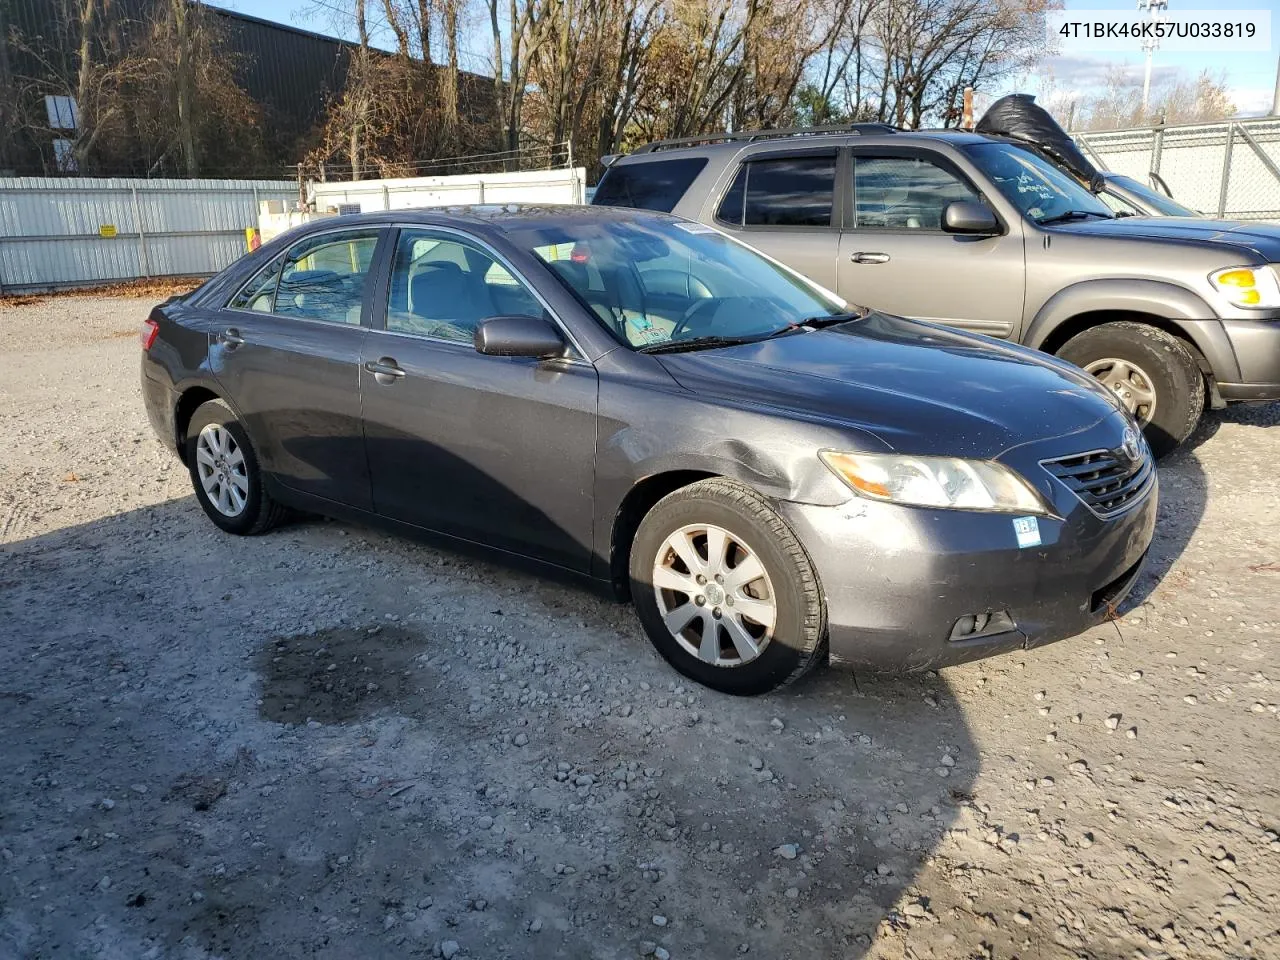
left=1, top=295, right=1278, bottom=960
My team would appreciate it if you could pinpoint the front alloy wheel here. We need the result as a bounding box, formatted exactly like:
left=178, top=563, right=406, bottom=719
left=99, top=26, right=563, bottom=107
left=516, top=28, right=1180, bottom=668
left=652, top=523, right=777, bottom=667
left=630, top=478, right=826, bottom=695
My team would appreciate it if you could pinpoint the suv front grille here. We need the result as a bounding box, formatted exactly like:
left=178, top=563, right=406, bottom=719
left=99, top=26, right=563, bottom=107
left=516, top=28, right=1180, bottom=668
left=1041, top=446, right=1154, bottom=518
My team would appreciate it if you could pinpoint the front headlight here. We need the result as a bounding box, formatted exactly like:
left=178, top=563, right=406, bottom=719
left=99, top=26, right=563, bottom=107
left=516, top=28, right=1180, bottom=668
left=1208, top=265, right=1280, bottom=308
left=819, top=450, right=1053, bottom=516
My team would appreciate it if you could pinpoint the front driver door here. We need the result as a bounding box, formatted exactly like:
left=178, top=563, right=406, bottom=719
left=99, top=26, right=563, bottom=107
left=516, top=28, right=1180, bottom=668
left=837, top=150, right=1025, bottom=338
left=359, top=227, right=599, bottom=572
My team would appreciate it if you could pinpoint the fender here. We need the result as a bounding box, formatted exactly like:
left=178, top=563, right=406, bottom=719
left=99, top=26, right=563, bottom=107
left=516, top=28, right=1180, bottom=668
left=1024, top=279, right=1242, bottom=383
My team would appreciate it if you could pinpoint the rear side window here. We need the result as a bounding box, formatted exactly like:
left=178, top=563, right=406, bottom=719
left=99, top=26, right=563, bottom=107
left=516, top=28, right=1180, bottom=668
left=592, top=158, right=707, bottom=213
left=716, top=155, right=836, bottom=228
left=274, top=230, right=381, bottom=325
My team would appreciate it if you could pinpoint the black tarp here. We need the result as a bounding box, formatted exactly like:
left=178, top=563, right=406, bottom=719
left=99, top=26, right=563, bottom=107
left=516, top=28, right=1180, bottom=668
left=974, top=94, right=1105, bottom=192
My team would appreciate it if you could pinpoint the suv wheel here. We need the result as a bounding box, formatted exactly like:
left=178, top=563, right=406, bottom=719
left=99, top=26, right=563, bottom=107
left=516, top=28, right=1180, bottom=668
left=629, top=479, right=826, bottom=695
left=1057, top=321, right=1204, bottom=457
left=185, top=399, right=287, bottom=535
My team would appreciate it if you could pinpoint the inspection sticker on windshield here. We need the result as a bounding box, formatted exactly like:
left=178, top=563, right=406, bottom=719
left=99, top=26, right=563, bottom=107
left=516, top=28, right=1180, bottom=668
left=672, top=221, right=720, bottom=236
left=1013, top=516, right=1042, bottom=549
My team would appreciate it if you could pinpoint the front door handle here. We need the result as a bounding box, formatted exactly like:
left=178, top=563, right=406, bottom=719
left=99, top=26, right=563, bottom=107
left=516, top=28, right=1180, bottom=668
left=850, top=252, right=890, bottom=265
left=364, top=357, right=406, bottom=384
left=221, top=327, right=245, bottom=348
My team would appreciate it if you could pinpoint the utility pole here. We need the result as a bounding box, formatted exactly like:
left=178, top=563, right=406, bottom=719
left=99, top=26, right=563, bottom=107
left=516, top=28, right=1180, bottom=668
left=1138, top=0, right=1169, bottom=116
left=1272, top=53, right=1280, bottom=116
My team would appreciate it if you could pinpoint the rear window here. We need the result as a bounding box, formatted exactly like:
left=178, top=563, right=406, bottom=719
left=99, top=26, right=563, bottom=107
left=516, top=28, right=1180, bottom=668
left=592, top=158, right=708, bottom=213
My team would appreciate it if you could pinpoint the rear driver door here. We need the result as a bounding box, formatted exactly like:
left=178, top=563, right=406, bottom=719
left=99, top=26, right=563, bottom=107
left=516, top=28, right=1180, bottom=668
left=212, top=227, right=386, bottom=510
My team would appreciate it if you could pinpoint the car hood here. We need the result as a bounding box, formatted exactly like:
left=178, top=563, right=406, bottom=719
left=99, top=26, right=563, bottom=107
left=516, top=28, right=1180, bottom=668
left=656, top=313, right=1120, bottom=459
left=1052, top=216, right=1280, bottom=260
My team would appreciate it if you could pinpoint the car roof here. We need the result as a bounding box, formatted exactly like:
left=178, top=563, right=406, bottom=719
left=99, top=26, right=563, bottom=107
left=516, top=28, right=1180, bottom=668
left=294, top=203, right=675, bottom=236
left=611, top=128, right=1001, bottom=165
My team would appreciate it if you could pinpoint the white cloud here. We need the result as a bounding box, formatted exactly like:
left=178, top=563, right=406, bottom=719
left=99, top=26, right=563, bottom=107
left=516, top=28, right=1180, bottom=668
left=1231, top=85, right=1275, bottom=117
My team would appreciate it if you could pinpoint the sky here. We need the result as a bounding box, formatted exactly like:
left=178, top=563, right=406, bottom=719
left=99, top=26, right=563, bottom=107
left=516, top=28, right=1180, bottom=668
left=226, top=0, right=1280, bottom=118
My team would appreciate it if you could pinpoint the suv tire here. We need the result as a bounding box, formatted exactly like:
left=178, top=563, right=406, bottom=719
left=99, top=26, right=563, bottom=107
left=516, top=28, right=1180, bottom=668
left=1057, top=321, right=1204, bottom=458
left=629, top=478, right=826, bottom=695
left=185, top=399, right=287, bottom=535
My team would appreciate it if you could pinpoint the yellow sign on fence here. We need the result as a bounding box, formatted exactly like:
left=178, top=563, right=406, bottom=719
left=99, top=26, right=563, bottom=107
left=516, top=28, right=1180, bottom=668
left=98, top=224, right=117, bottom=238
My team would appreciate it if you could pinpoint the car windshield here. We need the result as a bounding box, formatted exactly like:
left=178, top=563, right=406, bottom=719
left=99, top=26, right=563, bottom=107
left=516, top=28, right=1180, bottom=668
left=1106, top=174, right=1200, bottom=217
left=507, top=217, right=849, bottom=350
left=965, top=141, right=1115, bottom=224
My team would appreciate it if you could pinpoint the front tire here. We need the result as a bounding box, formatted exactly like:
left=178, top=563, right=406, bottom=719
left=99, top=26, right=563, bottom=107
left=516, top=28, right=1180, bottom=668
left=185, top=399, right=286, bottom=535
left=629, top=479, right=826, bottom=696
left=1057, top=321, right=1204, bottom=458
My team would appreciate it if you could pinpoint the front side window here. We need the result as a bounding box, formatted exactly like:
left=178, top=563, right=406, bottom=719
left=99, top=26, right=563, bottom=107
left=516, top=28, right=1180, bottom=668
left=507, top=217, right=848, bottom=350
left=592, top=158, right=708, bottom=213
left=716, top=155, right=835, bottom=228
left=273, top=229, right=380, bottom=325
left=853, top=155, right=978, bottom=230
left=386, top=231, right=543, bottom=342
left=965, top=142, right=1114, bottom=223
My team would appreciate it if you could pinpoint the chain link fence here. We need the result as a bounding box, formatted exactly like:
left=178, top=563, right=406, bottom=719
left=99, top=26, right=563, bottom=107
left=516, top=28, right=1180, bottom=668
left=1074, top=117, right=1280, bottom=220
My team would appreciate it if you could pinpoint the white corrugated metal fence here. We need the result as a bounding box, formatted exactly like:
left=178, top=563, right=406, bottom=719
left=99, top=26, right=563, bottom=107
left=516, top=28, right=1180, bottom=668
left=308, top=167, right=587, bottom=212
left=0, top=177, right=296, bottom=293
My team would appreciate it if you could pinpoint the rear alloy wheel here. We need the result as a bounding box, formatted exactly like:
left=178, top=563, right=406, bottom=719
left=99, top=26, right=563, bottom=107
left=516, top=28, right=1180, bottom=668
left=630, top=478, right=826, bottom=695
left=185, top=398, right=286, bottom=535
left=1057, top=321, right=1204, bottom=458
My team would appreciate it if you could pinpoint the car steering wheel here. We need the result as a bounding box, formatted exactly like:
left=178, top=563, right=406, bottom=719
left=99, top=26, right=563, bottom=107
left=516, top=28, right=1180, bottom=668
left=670, top=298, right=719, bottom=340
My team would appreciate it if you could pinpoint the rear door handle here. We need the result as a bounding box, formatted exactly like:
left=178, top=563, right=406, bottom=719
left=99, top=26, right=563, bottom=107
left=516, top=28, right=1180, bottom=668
left=221, top=327, right=245, bottom=347
left=364, top=357, right=406, bottom=384
left=850, top=252, right=890, bottom=265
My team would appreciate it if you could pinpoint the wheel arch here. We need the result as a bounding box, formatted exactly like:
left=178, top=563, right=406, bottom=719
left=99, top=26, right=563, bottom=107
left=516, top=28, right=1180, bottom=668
left=173, top=385, right=226, bottom=464
left=608, top=470, right=720, bottom=600
left=1025, top=279, right=1241, bottom=387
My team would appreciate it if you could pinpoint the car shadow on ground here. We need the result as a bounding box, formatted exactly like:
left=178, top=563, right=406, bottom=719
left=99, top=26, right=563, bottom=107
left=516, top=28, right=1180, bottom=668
left=1, top=493, right=978, bottom=959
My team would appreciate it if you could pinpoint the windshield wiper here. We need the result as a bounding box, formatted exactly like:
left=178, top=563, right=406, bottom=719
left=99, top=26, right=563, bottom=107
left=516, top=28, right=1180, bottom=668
left=1038, top=210, right=1113, bottom=225
left=790, top=310, right=866, bottom=330
left=638, top=335, right=767, bottom=355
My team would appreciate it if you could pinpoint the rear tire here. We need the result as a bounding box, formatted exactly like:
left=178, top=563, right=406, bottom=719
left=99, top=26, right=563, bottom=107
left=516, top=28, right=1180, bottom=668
left=185, top=399, right=286, bottom=536
left=1057, top=321, right=1204, bottom=458
left=629, top=478, right=826, bottom=696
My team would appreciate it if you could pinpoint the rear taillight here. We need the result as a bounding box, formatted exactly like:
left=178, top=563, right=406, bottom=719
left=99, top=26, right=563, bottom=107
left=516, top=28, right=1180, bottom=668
left=140, top=318, right=159, bottom=351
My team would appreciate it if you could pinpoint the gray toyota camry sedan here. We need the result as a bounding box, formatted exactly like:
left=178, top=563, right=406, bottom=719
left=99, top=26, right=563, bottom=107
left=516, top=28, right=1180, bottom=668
left=141, top=205, right=1157, bottom=695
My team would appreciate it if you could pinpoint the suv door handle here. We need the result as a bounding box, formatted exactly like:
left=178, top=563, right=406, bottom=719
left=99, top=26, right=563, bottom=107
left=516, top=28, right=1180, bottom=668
left=221, top=327, right=245, bottom=347
left=850, top=252, right=890, bottom=265
left=364, top=357, right=406, bottom=384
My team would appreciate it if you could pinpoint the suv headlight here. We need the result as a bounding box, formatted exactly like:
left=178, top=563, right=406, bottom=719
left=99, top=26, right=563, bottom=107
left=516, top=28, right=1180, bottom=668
left=819, top=450, right=1052, bottom=515
left=1208, top=265, right=1280, bottom=308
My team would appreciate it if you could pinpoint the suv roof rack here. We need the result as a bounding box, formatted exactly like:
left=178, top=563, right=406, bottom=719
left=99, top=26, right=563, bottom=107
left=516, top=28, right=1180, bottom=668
left=632, top=123, right=900, bottom=155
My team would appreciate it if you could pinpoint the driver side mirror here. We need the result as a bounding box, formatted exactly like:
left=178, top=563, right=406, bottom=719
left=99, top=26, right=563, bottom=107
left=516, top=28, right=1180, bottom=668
left=474, top=314, right=566, bottom=359
left=942, top=200, right=1000, bottom=236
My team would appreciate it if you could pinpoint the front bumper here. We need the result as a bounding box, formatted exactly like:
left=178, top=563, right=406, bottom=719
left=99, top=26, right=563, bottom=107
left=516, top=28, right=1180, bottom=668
left=777, top=417, right=1158, bottom=672
left=1215, top=319, right=1280, bottom=401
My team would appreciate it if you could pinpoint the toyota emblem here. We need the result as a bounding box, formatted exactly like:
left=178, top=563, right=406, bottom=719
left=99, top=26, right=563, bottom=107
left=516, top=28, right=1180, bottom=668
left=1120, top=426, right=1141, bottom=462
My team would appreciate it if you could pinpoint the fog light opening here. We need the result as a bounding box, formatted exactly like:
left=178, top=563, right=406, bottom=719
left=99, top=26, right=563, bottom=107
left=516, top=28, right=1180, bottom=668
left=949, top=609, right=1016, bottom=642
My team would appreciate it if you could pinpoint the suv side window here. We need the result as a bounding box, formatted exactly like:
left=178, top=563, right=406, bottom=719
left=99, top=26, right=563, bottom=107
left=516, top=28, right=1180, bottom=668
left=387, top=230, right=542, bottom=343
left=853, top=155, right=977, bottom=230
left=273, top=229, right=381, bottom=324
left=716, top=154, right=835, bottom=228
left=592, top=158, right=708, bottom=213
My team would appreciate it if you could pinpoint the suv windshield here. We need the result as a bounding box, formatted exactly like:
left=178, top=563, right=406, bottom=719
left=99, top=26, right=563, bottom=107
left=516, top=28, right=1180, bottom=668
left=966, top=141, right=1114, bottom=224
left=1107, top=174, right=1200, bottom=217
left=506, top=217, right=848, bottom=350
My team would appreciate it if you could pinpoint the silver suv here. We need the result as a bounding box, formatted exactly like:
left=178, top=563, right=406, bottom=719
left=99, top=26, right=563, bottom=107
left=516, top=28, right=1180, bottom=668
left=593, top=125, right=1280, bottom=455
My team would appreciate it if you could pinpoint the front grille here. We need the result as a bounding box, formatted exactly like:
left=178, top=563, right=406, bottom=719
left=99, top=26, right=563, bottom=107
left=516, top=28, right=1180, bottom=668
left=1042, top=446, right=1154, bottom=518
